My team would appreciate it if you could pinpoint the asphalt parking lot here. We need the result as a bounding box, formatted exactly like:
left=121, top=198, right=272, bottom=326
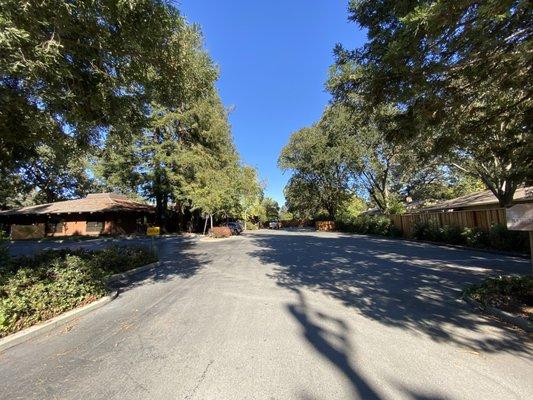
left=1, top=230, right=531, bottom=400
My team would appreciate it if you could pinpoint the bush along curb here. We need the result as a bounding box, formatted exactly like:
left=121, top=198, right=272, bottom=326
left=0, top=290, right=119, bottom=353
left=0, top=261, right=161, bottom=353
left=462, top=296, right=532, bottom=333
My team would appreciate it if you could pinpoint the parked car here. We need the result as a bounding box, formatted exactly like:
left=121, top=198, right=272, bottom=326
left=268, top=221, right=281, bottom=229
left=224, top=221, right=243, bottom=235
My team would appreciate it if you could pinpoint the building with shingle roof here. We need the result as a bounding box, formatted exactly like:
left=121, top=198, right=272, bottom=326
left=418, top=187, right=533, bottom=212
left=0, top=193, right=155, bottom=239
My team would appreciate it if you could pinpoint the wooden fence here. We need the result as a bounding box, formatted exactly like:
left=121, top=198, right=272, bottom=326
left=280, top=219, right=313, bottom=228
left=390, top=208, right=507, bottom=237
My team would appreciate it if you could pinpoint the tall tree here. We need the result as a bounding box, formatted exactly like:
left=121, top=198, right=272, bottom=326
left=261, top=197, right=280, bottom=221
left=279, top=109, right=354, bottom=220
left=97, top=89, right=243, bottom=228
left=1, top=0, right=215, bottom=205
left=346, top=103, right=407, bottom=213
left=329, top=0, right=532, bottom=206
left=237, top=166, right=264, bottom=229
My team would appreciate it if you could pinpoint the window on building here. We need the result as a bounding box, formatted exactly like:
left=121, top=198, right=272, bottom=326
left=86, top=221, right=104, bottom=233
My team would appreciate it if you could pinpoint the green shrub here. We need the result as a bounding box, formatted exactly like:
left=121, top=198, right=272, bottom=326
left=337, top=215, right=397, bottom=237
left=461, top=227, right=489, bottom=248
left=411, top=220, right=527, bottom=253
left=0, top=255, right=107, bottom=337
left=0, top=245, right=157, bottom=338
left=439, top=225, right=464, bottom=245
left=245, top=222, right=259, bottom=230
left=467, top=276, right=533, bottom=302
left=412, top=219, right=441, bottom=241
left=0, top=231, right=9, bottom=271
left=464, top=276, right=532, bottom=319
left=90, top=246, right=158, bottom=274
left=489, top=223, right=529, bottom=252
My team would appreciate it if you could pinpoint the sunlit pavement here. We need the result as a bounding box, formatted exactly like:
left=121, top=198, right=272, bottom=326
left=1, top=230, right=531, bottom=400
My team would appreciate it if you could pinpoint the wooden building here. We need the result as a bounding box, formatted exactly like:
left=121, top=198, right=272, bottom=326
left=0, top=193, right=155, bottom=239
left=417, top=187, right=533, bottom=212
left=390, top=187, right=533, bottom=236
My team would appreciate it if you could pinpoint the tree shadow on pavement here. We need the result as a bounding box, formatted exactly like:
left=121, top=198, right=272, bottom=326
left=108, top=239, right=209, bottom=293
left=289, top=290, right=383, bottom=400
left=250, top=231, right=531, bottom=354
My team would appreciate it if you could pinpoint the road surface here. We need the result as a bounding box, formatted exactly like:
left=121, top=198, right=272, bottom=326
left=1, top=230, right=531, bottom=400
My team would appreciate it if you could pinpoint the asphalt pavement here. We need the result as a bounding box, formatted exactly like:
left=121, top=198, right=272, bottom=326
left=0, top=230, right=531, bottom=400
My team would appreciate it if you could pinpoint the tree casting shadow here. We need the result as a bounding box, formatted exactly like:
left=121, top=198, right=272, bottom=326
left=108, top=238, right=208, bottom=292
left=289, top=290, right=382, bottom=399
left=250, top=231, right=531, bottom=354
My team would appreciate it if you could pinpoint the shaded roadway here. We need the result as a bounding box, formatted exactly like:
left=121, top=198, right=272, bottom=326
left=0, top=230, right=531, bottom=399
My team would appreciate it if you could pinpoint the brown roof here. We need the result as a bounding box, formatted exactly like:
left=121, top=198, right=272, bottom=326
left=419, top=186, right=533, bottom=212
left=0, top=193, right=154, bottom=216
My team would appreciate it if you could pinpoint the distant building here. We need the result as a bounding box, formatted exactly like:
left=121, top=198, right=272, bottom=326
left=0, top=193, right=155, bottom=239
left=417, top=187, right=533, bottom=212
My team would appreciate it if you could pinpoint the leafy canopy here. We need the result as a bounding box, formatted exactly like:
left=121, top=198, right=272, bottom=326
left=329, top=0, right=532, bottom=206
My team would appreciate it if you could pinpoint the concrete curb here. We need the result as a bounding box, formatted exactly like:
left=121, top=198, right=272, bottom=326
left=105, top=261, right=160, bottom=284
left=0, top=290, right=119, bottom=353
left=463, top=296, right=532, bottom=333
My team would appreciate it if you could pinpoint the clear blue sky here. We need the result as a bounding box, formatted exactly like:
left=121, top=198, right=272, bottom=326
left=178, top=1, right=365, bottom=205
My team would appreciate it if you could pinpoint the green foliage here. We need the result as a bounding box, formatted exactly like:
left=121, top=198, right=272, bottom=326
left=461, top=227, right=490, bottom=249
left=262, top=198, right=280, bottom=221
left=96, top=89, right=250, bottom=228
left=281, top=97, right=496, bottom=219
left=0, top=0, right=212, bottom=152
left=335, top=196, right=367, bottom=222
left=412, top=220, right=466, bottom=245
left=1, top=0, right=245, bottom=222
left=0, top=246, right=157, bottom=337
left=330, top=0, right=532, bottom=206
left=236, top=166, right=264, bottom=227
left=0, top=231, right=9, bottom=270
left=412, top=221, right=528, bottom=252
left=488, top=224, right=530, bottom=252
left=279, top=106, right=356, bottom=219
left=336, top=215, right=399, bottom=237
left=0, top=254, right=107, bottom=337
left=400, top=171, right=486, bottom=205
left=245, top=222, right=260, bottom=230
left=279, top=206, right=294, bottom=222
left=464, top=276, right=532, bottom=318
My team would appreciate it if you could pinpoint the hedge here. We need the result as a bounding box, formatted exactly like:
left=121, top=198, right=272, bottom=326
left=336, top=215, right=402, bottom=237
left=0, top=246, right=157, bottom=338
left=412, top=221, right=529, bottom=253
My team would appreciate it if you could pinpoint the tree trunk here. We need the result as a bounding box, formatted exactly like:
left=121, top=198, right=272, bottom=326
left=203, top=215, right=208, bottom=235
left=326, top=205, right=336, bottom=221
left=478, top=174, right=517, bottom=208
left=155, top=192, right=164, bottom=226
left=496, top=184, right=517, bottom=208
